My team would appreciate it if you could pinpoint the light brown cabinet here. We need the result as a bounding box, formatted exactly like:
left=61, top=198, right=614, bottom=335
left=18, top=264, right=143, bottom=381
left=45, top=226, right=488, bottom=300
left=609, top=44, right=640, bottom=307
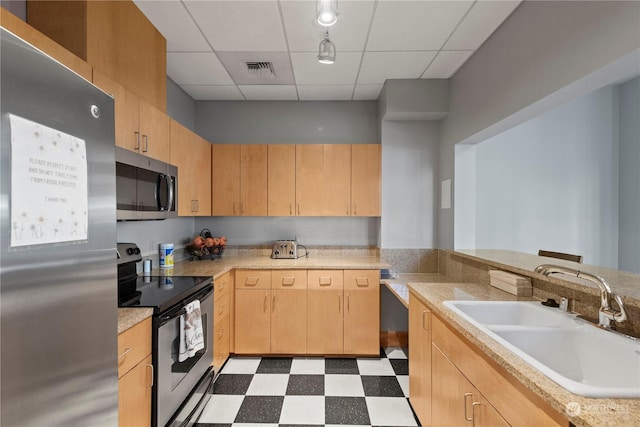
left=351, top=144, right=381, bottom=216
left=271, top=270, right=308, bottom=354
left=0, top=7, right=93, bottom=81
left=93, top=71, right=170, bottom=163
left=234, top=270, right=272, bottom=354
left=211, top=145, right=268, bottom=216
left=267, top=144, right=296, bottom=216
left=27, top=0, right=167, bottom=111
left=408, top=293, right=568, bottom=427
left=432, top=344, right=508, bottom=427
left=296, top=144, right=351, bottom=216
left=117, top=318, right=152, bottom=427
left=170, top=119, right=211, bottom=216
left=213, top=271, right=232, bottom=369
left=343, top=270, right=380, bottom=355
left=409, top=293, right=432, bottom=426
left=307, top=270, right=344, bottom=354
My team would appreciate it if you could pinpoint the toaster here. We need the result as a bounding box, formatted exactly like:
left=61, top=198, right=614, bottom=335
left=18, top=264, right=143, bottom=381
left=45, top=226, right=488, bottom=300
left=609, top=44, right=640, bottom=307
left=271, top=240, right=297, bottom=259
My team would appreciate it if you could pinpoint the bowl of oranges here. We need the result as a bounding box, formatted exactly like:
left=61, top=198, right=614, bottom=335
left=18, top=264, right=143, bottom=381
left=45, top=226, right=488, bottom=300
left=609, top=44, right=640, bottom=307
left=187, top=228, right=227, bottom=260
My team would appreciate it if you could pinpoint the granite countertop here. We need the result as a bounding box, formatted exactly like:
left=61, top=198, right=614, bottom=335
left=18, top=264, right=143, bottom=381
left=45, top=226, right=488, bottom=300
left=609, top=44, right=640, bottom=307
left=381, top=273, right=450, bottom=307
left=118, top=256, right=390, bottom=332
left=408, top=281, right=640, bottom=427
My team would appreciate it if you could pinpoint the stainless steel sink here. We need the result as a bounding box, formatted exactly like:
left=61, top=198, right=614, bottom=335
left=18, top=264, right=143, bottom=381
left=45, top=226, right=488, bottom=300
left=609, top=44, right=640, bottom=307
left=443, top=300, right=640, bottom=398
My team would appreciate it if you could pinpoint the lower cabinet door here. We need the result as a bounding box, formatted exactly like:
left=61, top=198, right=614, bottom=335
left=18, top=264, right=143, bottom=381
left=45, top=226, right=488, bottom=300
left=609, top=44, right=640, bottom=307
left=431, top=344, right=508, bottom=427
left=307, top=289, right=343, bottom=354
left=118, top=354, right=152, bottom=427
left=271, top=289, right=307, bottom=354
left=343, top=288, right=379, bottom=355
left=235, top=289, right=270, bottom=354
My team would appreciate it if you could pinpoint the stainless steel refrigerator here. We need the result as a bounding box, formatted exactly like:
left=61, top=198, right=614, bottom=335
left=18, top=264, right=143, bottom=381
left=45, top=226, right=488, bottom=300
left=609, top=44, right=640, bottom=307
left=0, top=28, right=118, bottom=425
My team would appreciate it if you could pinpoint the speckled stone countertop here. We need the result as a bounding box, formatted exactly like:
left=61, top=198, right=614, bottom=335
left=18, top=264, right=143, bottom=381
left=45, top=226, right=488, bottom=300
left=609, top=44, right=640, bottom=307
left=408, top=281, right=640, bottom=427
left=118, top=307, right=153, bottom=334
left=158, top=255, right=390, bottom=279
left=381, top=273, right=450, bottom=307
left=118, top=256, right=390, bottom=332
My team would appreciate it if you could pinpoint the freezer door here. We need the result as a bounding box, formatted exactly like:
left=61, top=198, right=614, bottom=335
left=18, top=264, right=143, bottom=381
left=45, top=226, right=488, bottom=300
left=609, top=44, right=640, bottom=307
left=0, top=28, right=118, bottom=426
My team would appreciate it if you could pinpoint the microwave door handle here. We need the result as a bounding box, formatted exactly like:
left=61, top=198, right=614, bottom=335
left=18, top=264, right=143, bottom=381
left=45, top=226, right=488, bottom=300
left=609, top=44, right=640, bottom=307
left=156, top=173, right=165, bottom=211
left=166, top=174, right=175, bottom=213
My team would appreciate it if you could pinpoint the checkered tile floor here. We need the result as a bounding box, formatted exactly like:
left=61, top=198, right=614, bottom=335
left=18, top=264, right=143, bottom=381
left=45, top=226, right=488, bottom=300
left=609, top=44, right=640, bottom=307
left=195, top=347, right=419, bottom=427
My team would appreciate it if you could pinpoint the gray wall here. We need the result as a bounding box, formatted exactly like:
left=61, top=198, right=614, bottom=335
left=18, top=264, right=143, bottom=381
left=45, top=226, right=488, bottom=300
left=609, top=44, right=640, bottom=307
left=196, top=101, right=378, bottom=144
left=439, top=0, right=640, bottom=249
left=167, top=77, right=197, bottom=132
left=619, top=76, right=640, bottom=273
left=381, top=120, right=439, bottom=249
left=194, top=101, right=380, bottom=247
left=2, top=1, right=26, bottom=20
left=468, top=85, right=619, bottom=268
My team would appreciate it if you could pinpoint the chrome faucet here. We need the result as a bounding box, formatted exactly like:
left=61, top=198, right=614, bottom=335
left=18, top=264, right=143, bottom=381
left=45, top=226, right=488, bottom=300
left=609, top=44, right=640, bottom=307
left=534, top=264, right=627, bottom=329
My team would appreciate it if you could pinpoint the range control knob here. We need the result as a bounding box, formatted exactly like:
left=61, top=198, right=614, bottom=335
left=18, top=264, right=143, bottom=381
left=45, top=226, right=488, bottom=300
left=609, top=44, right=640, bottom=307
left=133, top=247, right=140, bottom=254
left=126, top=247, right=135, bottom=255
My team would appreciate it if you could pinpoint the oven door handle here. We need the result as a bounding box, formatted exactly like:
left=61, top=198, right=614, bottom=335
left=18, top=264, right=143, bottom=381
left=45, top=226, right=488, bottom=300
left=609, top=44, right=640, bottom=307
left=158, top=284, right=214, bottom=324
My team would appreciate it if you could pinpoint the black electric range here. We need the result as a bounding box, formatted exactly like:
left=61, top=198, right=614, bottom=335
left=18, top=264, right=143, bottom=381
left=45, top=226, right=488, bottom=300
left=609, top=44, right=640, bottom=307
left=116, top=242, right=212, bottom=313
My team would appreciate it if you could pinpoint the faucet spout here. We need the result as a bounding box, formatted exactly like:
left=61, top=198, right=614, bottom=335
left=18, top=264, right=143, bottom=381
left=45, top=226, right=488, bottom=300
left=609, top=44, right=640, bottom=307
left=534, top=264, right=626, bottom=329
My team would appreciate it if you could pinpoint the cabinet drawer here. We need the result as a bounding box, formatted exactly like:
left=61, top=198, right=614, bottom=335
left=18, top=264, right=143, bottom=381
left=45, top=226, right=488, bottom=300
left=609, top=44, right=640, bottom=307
left=214, top=294, right=230, bottom=325
left=118, top=317, right=151, bottom=379
left=213, top=317, right=230, bottom=368
left=215, top=272, right=231, bottom=301
left=236, top=270, right=271, bottom=289
left=308, top=270, right=343, bottom=289
left=344, top=270, right=379, bottom=289
left=272, top=270, right=307, bottom=289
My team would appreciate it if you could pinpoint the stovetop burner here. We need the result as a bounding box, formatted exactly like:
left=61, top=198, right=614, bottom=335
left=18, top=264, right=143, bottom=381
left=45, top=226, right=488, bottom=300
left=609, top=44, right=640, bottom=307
left=117, top=242, right=212, bottom=313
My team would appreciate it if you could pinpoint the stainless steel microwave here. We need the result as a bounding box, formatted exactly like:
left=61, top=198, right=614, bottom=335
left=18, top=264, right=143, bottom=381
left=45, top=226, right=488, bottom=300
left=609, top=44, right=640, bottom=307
left=115, top=147, right=177, bottom=220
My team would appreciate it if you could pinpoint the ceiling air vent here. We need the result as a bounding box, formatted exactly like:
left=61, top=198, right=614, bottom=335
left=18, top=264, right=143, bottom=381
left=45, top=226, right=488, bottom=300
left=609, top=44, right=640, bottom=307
left=245, top=61, right=276, bottom=79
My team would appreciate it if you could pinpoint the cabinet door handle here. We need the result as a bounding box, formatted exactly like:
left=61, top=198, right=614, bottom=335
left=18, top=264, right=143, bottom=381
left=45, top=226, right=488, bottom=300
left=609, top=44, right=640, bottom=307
left=347, top=293, right=350, bottom=313
left=338, top=293, right=341, bottom=313
left=471, top=401, right=481, bottom=426
left=134, top=131, right=140, bottom=151
left=464, top=393, right=473, bottom=421
left=233, top=202, right=236, bottom=215
left=195, top=200, right=199, bottom=213
left=347, top=204, right=350, bottom=215
left=142, top=134, right=149, bottom=153
left=422, top=310, right=429, bottom=331
left=118, top=347, right=132, bottom=359
left=355, top=277, right=369, bottom=287
left=289, top=203, right=292, bottom=215
left=272, top=294, right=276, bottom=313
left=264, top=292, right=268, bottom=312
left=146, top=364, right=154, bottom=388
left=319, top=277, right=332, bottom=286
left=354, top=203, right=357, bottom=215
left=297, top=203, right=300, bottom=215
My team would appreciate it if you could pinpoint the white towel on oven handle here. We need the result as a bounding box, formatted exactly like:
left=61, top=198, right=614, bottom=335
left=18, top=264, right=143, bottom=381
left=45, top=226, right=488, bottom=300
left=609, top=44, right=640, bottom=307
left=178, top=299, right=205, bottom=362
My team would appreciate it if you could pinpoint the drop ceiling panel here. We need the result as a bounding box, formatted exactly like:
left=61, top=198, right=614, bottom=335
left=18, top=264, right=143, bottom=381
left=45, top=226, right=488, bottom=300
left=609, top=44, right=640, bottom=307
left=367, top=1, right=474, bottom=51
left=298, top=85, right=354, bottom=101
left=239, top=85, right=299, bottom=101
left=167, top=52, right=234, bottom=85
left=184, top=0, right=287, bottom=51
left=421, top=50, right=474, bottom=78
left=133, top=0, right=210, bottom=52
left=181, top=85, right=245, bottom=101
left=358, top=51, right=437, bottom=85
left=291, top=52, right=362, bottom=85
left=353, top=84, right=384, bottom=101
left=216, top=51, right=295, bottom=85
left=281, top=0, right=375, bottom=52
left=443, top=0, right=521, bottom=50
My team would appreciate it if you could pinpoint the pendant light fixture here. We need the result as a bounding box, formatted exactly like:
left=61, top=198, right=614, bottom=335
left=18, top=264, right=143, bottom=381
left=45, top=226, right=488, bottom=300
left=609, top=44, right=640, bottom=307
left=316, top=0, right=338, bottom=27
left=317, top=30, right=336, bottom=64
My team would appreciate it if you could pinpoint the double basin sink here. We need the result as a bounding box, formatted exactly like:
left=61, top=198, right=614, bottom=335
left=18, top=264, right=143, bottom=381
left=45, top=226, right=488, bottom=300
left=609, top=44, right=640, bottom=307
left=443, top=300, right=640, bottom=398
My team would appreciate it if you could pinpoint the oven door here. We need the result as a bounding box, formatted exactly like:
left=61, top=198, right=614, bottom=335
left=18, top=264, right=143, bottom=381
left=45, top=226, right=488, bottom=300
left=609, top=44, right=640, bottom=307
left=154, top=285, right=214, bottom=427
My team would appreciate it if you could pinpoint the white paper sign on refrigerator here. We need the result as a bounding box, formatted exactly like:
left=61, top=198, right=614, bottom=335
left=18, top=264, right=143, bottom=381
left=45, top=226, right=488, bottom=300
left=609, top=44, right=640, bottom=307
left=9, top=114, right=89, bottom=247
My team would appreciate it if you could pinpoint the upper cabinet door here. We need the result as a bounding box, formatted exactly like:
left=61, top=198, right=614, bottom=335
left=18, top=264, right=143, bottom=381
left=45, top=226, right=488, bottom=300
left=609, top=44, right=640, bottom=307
left=295, top=144, right=324, bottom=216
left=323, top=144, right=351, bottom=216
left=351, top=144, right=381, bottom=216
left=138, top=99, right=170, bottom=163
left=212, top=145, right=241, bottom=216
left=268, top=145, right=296, bottom=216
left=193, top=135, right=212, bottom=216
left=240, top=144, right=268, bottom=216
left=169, top=119, right=194, bottom=216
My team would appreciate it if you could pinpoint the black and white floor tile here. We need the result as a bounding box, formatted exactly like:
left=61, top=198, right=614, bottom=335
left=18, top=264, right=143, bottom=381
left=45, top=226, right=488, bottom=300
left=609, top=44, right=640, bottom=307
left=195, top=347, right=419, bottom=427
